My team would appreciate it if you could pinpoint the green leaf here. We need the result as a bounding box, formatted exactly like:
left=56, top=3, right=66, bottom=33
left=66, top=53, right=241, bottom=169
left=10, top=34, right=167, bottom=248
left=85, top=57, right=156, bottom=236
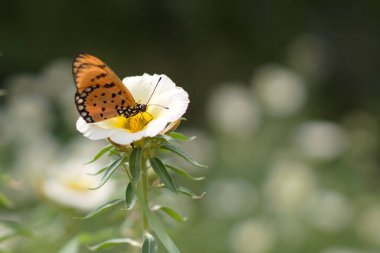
left=0, top=192, right=14, bottom=208
left=165, top=164, right=205, bottom=181
left=161, top=143, right=207, bottom=168
left=142, top=233, right=157, bottom=253
left=89, top=157, right=122, bottom=190
left=0, top=220, right=32, bottom=242
left=86, top=144, right=114, bottom=164
left=175, top=186, right=206, bottom=199
left=125, top=183, right=136, bottom=210
left=58, top=237, right=80, bottom=253
left=130, top=148, right=142, bottom=184
left=168, top=132, right=195, bottom=141
left=86, top=164, right=109, bottom=176
left=76, top=199, right=123, bottom=219
left=150, top=158, right=177, bottom=193
left=89, top=238, right=141, bottom=251
left=152, top=206, right=187, bottom=222
left=124, top=167, right=181, bottom=253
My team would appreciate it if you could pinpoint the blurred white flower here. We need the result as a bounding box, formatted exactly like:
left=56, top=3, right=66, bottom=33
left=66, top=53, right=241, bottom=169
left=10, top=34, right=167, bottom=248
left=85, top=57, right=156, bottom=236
left=293, top=121, right=348, bottom=160
left=286, top=34, right=327, bottom=80
left=38, top=59, right=73, bottom=100
left=1, top=94, right=53, bottom=145
left=306, top=191, right=353, bottom=232
left=77, top=74, right=189, bottom=145
left=208, top=84, right=261, bottom=137
left=204, top=179, right=257, bottom=218
left=356, top=204, right=380, bottom=247
left=251, top=65, right=307, bottom=116
left=229, top=218, right=276, bottom=253
left=41, top=158, right=116, bottom=211
left=5, top=73, right=37, bottom=97
left=264, top=160, right=317, bottom=214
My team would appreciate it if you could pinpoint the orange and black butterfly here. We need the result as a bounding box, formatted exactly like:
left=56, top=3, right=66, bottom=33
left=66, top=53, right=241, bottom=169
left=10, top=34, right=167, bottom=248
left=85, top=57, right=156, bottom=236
left=73, top=53, right=159, bottom=123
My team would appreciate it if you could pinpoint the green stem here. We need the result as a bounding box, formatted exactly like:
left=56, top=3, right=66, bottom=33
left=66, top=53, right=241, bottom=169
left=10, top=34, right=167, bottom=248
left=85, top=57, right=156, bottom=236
left=141, top=158, right=149, bottom=231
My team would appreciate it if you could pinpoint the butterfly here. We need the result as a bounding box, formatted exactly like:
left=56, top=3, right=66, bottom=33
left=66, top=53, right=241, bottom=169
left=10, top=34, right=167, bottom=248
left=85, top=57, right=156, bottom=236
left=73, top=53, right=159, bottom=123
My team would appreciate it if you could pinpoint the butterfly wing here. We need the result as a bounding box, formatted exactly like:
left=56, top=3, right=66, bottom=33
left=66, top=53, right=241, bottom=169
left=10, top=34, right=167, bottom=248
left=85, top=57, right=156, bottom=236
left=73, top=53, right=136, bottom=123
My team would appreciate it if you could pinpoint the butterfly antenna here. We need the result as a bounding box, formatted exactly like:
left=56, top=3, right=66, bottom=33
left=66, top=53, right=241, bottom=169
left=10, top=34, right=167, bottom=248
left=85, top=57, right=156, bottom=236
left=146, top=76, right=162, bottom=105
left=148, top=104, right=169, bottom=110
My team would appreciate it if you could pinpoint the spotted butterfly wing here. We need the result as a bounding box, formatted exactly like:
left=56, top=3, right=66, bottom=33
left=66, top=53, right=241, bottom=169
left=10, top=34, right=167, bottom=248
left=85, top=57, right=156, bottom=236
left=73, top=53, right=136, bottom=123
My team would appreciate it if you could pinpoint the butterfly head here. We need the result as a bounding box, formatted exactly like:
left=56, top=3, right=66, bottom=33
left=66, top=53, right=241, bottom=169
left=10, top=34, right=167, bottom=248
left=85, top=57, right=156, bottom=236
left=136, top=103, right=147, bottom=112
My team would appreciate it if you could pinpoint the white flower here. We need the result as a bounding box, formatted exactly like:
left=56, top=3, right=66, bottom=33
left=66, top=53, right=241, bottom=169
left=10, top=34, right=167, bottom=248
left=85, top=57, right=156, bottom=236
left=41, top=158, right=116, bottom=211
left=251, top=65, right=307, bottom=116
left=356, top=204, right=380, bottom=246
left=77, top=74, right=189, bottom=145
left=205, top=179, right=258, bottom=218
left=229, top=218, right=276, bottom=253
left=264, top=160, right=317, bottom=214
left=293, top=121, right=348, bottom=160
left=207, top=84, right=261, bottom=137
left=306, top=191, right=353, bottom=232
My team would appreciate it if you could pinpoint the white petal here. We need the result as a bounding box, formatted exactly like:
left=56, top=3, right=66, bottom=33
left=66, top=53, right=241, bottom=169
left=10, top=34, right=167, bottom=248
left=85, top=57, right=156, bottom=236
left=77, top=118, right=116, bottom=140
left=122, top=74, right=175, bottom=104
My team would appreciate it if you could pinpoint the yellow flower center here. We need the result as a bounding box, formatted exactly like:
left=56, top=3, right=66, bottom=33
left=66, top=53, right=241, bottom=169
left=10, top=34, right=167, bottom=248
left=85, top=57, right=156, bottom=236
left=64, top=179, right=91, bottom=192
left=109, top=113, right=153, bottom=133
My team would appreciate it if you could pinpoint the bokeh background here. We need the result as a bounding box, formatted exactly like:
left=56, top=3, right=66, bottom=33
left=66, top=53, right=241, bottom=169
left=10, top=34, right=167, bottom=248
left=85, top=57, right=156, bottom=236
left=1, top=1, right=380, bottom=253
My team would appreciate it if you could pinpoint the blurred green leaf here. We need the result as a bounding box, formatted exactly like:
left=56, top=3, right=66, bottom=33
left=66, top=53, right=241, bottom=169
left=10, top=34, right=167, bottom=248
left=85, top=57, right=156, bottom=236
left=161, top=143, right=207, bottom=168
left=89, top=157, right=122, bottom=190
left=89, top=238, right=141, bottom=251
left=142, top=233, right=157, bottom=253
left=130, top=147, right=142, bottom=184
left=150, top=158, right=177, bottom=193
left=125, top=183, right=136, bottom=210
left=175, top=186, right=205, bottom=199
left=0, top=192, right=14, bottom=208
left=0, top=220, right=32, bottom=242
left=58, top=237, right=80, bottom=253
left=76, top=199, right=123, bottom=220
left=165, top=164, right=205, bottom=181
left=168, top=132, right=195, bottom=141
left=86, top=144, right=114, bottom=164
left=152, top=205, right=187, bottom=222
left=86, top=164, right=109, bottom=176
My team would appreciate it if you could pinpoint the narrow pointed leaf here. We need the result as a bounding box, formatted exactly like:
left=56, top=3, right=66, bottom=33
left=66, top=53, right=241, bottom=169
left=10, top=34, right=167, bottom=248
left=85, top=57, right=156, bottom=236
left=176, top=186, right=206, bottom=199
left=165, top=164, right=205, bottom=181
left=76, top=199, right=123, bottom=219
left=152, top=206, right=187, bottom=222
left=89, top=238, right=141, bottom=251
left=89, top=157, right=122, bottom=190
left=161, top=143, right=207, bottom=168
left=169, top=132, right=195, bottom=141
left=86, top=144, right=114, bottom=164
left=150, top=158, right=177, bottom=193
left=125, top=183, right=136, bottom=210
left=142, top=233, right=158, bottom=253
left=58, top=237, right=80, bottom=253
left=86, top=164, right=109, bottom=176
left=129, top=148, right=142, bottom=184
